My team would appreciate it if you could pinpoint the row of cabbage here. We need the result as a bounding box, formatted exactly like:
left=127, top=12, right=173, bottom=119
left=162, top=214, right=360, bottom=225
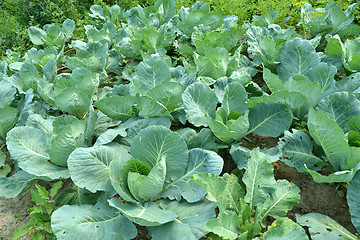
left=0, top=0, right=360, bottom=239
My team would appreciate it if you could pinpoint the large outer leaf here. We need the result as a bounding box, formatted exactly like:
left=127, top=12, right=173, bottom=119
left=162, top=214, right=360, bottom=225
left=28, top=26, right=46, bottom=45
left=284, top=75, right=321, bottom=109
left=108, top=199, right=177, bottom=226
left=26, top=114, right=54, bottom=135
left=222, top=82, right=247, bottom=115
left=296, top=213, right=357, bottom=240
left=316, top=92, right=360, bottom=132
left=130, top=125, right=188, bottom=181
left=348, top=172, right=360, bottom=233
left=68, top=144, right=130, bottom=193
left=256, top=180, right=300, bottom=224
left=6, top=127, right=69, bottom=179
left=278, top=129, right=323, bottom=172
left=147, top=82, right=184, bottom=112
left=131, top=54, right=171, bottom=93
left=306, top=62, right=336, bottom=98
left=137, top=95, right=173, bottom=119
left=247, top=91, right=307, bottom=114
left=243, top=148, right=276, bottom=209
left=263, top=67, right=285, bottom=92
left=0, top=107, right=18, bottom=140
left=336, top=72, right=360, bottom=94
left=95, top=117, right=171, bottom=147
left=50, top=120, right=86, bottom=167
left=190, top=173, right=245, bottom=214
left=52, top=199, right=137, bottom=240
left=0, top=80, right=16, bottom=108
left=262, top=218, right=308, bottom=240
left=277, top=38, right=320, bottom=81
left=194, top=47, right=228, bottom=80
left=160, top=148, right=223, bottom=202
left=206, top=210, right=241, bottom=240
left=308, top=108, right=350, bottom=170
left=0, top=171, right=37, bottom=198
left=55, top=87, right=90, bottom=118
left=155, top=0, right=176, bottom=24
left=147, top=200, right=216, bottom=240
left=182, top=82, right=218, bottom=127
left=247, top=103, right=293, bottom=137
left=95, top=96, right=136, bottom=120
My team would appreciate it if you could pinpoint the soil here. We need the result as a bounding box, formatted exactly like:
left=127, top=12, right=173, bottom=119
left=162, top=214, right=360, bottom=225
left=0, top=133, right=357, bottom=239
left=0, top=191, right=31, bottom=240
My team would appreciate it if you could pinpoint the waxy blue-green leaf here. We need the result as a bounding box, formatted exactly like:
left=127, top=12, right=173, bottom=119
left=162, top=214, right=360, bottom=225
left=247, top=103, right=293, bottom=137
left=206, top=210, right=241, bottom=240
left=68, top=144, right=130, bottom=193
left=131, top=125, right=188, bottom=181
left=256, top=180, right=300, bottom=224
left=19, top=62, right=41, bottom=91
left=336, top=72, right=360, bottom=94
left=316, top=92, right=360, bottom=132
left=0, top=171, right=37, bottom=198
left=284, top=75, right=322, bottom=109
left=50, top=120, right=86, bottom=167
left=28, top=26, right=46, bottom=45
left=342, top=147, right=360, bottom=169
left=306, top=62, right=336, bottom=98
left=95, top=117, right=171, bottom=147
left=52, top=199, right=137, bottom=240
left=263, top=67, right=285, bottom=92
left=155, top=0, right=177, bottom=24
left=0, top=107, right=18, bottom=140
left=222, top=82, right=247, bottom=115
left=278, top=129, right=323, bottom=172
left=0, top=80, right=16, bottom=108
left=67, top=67, right=100, bottom=99
left=147, top=82, right=184, bottom=112
left=190, top=173, right=245, bottom=213
left=62, top=18, right=75, bottom=39
left=182, top=82, right=218, bottom=127
left=108, top=199, right=177, bottom=226
left=246, top=91, right=307, bottom=116
left=261, top=218, right=308, bottom=240
left=194, top=48, right=228, bottom=80
left=243, top=148, right=276, bottom=210
left=55, top=88, right=90, bottom=118
left=347, top=171, right=360, bottom=233
left=95, top=96, right=137, bottom=121
left=296, top=213, right=357, bottom=240
left=176, top=4, right=223, bottom=36
left=6, top=127, right=69, bottom=179
left=148, top=200, right=216, bottom=240
left=160, top=148, right=223, bottom=202
left=131, top=54, right=171, bottom=93
left=277, top=38, right=320, bottom=82
left=308, top=108, right=350, bottom=170
left=26, top=114, right=54, bottom=135
left=137, top=95, right=173, bottom=119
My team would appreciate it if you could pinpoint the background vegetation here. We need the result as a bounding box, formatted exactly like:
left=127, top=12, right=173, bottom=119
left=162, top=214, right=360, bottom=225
left=0, top=0, right=359, bottom=56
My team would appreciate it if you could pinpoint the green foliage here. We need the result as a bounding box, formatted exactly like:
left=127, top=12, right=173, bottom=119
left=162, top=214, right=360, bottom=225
left=12, top=181, right=63, bottom=240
